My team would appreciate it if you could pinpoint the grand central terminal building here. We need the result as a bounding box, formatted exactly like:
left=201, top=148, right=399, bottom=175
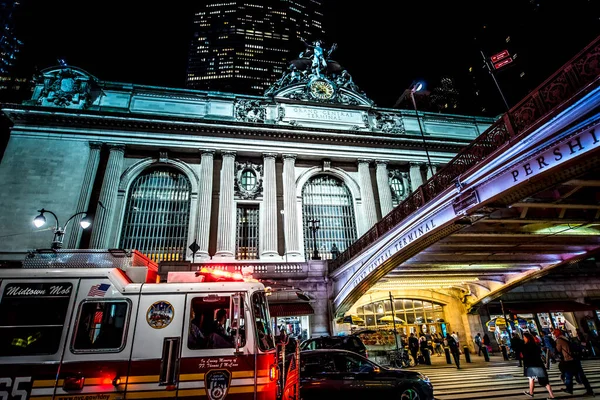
left=3, top=44, right=598, bottom=352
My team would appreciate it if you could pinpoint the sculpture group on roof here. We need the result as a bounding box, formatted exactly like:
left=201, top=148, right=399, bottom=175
left=264, top=37, right=371, bottom=105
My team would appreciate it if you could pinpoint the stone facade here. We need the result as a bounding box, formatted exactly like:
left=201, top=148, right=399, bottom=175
left=0, top=65, right=495, bottom=336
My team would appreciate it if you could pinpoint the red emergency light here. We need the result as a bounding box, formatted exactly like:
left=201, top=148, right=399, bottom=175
left=195, top=267, right=245, bottom=282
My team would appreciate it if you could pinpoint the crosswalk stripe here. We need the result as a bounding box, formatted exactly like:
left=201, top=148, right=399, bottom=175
left=415, top=359, right=600, bottom=399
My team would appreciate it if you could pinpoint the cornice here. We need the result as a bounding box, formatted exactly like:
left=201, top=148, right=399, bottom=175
left=1, top=104, right=473, bottom=152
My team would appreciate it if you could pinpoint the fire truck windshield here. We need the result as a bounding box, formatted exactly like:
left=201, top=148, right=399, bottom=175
left=252, top=292, right=275, bottom=351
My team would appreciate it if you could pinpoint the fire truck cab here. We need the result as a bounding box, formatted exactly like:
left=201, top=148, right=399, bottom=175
left=0, top=250, right=299, bottom=400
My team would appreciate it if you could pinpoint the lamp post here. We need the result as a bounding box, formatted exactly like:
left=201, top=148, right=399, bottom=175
left=409, top=81, right=435, bottom=178
left=308, top=218, right=320, bottom=260
left=33, top=208, right=93, bottom=249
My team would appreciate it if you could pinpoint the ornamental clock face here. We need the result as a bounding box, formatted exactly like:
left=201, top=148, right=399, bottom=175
left=309, top=79, right=335, bottom=100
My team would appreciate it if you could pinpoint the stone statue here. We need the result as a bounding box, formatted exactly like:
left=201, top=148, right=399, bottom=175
left=335, top=70, right=359, bottom=92
left=299, top=37, right=337, bottom=77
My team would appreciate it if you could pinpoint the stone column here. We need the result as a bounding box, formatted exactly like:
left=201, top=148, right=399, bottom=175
left=215, top=151, right=236, bottom=258
left=426, top=163, right=438, bottom=180
left=402, top=172, right=411, bottom=197
left=358, top=159, right=377, bottom=229
left=375, top=160, right=393, bottom=218
left=196, top=150, right=215, bottom=260
left=90, top=144, right=125, bottom=249
left=261, top=153, right=278, bottom=258
left=67, top=142, right=102, bottom=248
left=409, top=162, right=424, bottom=192
left=282, top=154, right=302, bottom=260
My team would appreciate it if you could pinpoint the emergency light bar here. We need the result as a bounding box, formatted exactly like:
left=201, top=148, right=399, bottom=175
left=167, top=267, right=258, bottom=283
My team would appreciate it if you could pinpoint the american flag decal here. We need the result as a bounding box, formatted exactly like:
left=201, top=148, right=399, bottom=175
left=87, top=283, right=110, bottom=297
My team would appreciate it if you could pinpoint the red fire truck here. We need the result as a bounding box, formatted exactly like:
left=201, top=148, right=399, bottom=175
left=0, top=249, right=299, bottom=400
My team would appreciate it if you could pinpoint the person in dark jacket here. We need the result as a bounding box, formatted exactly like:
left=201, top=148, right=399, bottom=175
left=446, top=333, right=461, bottom=369
left=408, top=333, right=419, bottom=365
left=522, top=332, right=555, bottom=399
left=554, top=328, right=594, bottom=396
left=483, top=333, right=491, bottom=354
left=511, top=333, right=524, bottom=367
left=419, top=336, right=429, bottom=364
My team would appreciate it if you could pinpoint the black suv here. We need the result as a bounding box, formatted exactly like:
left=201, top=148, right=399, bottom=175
left=300, top=335, right=368, bottom=358
left=300, top=349, right=433, bottom=400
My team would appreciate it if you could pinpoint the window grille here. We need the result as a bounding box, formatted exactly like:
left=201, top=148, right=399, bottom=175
left=120, top=168, right=191, bottom=263
left=302, top=175, right=357, bottom=260
left=390, top=176, right=405, bottom=207
left=236, top=204, right=259, bottom=260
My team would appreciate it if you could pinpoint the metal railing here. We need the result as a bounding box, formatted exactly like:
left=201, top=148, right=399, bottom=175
left=329, top=35, right=600, bottom=273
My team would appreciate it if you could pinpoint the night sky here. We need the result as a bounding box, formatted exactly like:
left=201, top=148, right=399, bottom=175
left=9, top=0, right=600, bottom=116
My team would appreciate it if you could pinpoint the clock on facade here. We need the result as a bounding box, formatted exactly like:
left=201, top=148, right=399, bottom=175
left=309, top=78, right=335, bottom=100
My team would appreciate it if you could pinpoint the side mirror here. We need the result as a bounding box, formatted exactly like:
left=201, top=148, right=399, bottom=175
left=373, top=366, right=380, bottom=374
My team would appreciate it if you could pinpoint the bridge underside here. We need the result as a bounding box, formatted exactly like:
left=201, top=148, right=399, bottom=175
left=333, top=113, right=600, bottom=317
left=376, top=162, right=600, bottom=312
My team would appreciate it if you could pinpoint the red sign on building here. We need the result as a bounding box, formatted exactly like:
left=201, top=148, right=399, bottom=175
left=491, top=49, right=510, bottom=63
left=494, top=57, right=514, bottom=70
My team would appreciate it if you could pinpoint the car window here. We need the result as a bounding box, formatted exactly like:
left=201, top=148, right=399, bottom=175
left=351, top=337, right=365, bottom=349
left=301, top=339, right=316, bottom=350
left=334, top=353, right=374, bottom=373
left=301, top=353, right=337, bottom=375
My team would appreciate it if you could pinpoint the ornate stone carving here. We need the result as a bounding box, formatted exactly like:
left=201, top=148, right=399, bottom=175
left=159, top=150, right=168, bottom=163
left=234, top=161, right=263, bottom=199
left=388, top=169, right=411, bottom=202
left=372, top=111, right=406, bottom=134
left=265, top=40, right=375, bottom=107
left=35, top=67, right=95, bottom=109
left=276, top=106, right=285, bottom=122
left=234, top=100, right=266, bottom=123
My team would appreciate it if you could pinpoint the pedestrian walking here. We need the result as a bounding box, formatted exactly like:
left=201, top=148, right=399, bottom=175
left=554, top=328, right=595, bottom=397
left=408, top=333, right=419, bottom=365
left=483, top=332, right=492, bottom=355
left=419, top=336, right=428, bottom=364
left=522, top=332, right=555, bottom=399
left=446, top=333, right=461, bottom=369
left=474, top=333, right=483, bottom=355
left=511, top=332, right=524, bottom=367
left=540, top=331, right=556, bottom=365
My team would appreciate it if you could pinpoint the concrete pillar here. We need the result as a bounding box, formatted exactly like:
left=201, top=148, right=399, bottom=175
left=261, top=153, right=278, bottom=258
left=90, top=144, right=125, bottom=249
left=67, top=141, right=101, bottom=248
left=282, top=154, right=302, bottom=260
left=375, top=160, right=393, bottom=217
left=409, top=162, right=424, bottom=192
left=215, top=151, right=236, bottom=258
left=196, top=150, right=215, bottom=260
left=358, top=159, right=377, bottom=229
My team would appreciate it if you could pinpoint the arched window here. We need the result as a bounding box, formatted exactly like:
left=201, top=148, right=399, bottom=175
left=302, top=174, right=357, bottom=260
left=354, top=298, right=446, bottom=336
left=120, top=167, right=191, bottom=262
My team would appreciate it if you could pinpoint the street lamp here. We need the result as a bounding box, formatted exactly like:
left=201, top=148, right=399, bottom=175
left=33, top=208, right=93, bottom=249
left=409, top=81, right=435, bottom=178
left=308, top=218, right=320, bottom=260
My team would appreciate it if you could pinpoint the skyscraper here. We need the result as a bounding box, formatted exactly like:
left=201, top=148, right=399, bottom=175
left=0, top=1, right=24, bottom=99
left=186, top=0, right=325, bottom=95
